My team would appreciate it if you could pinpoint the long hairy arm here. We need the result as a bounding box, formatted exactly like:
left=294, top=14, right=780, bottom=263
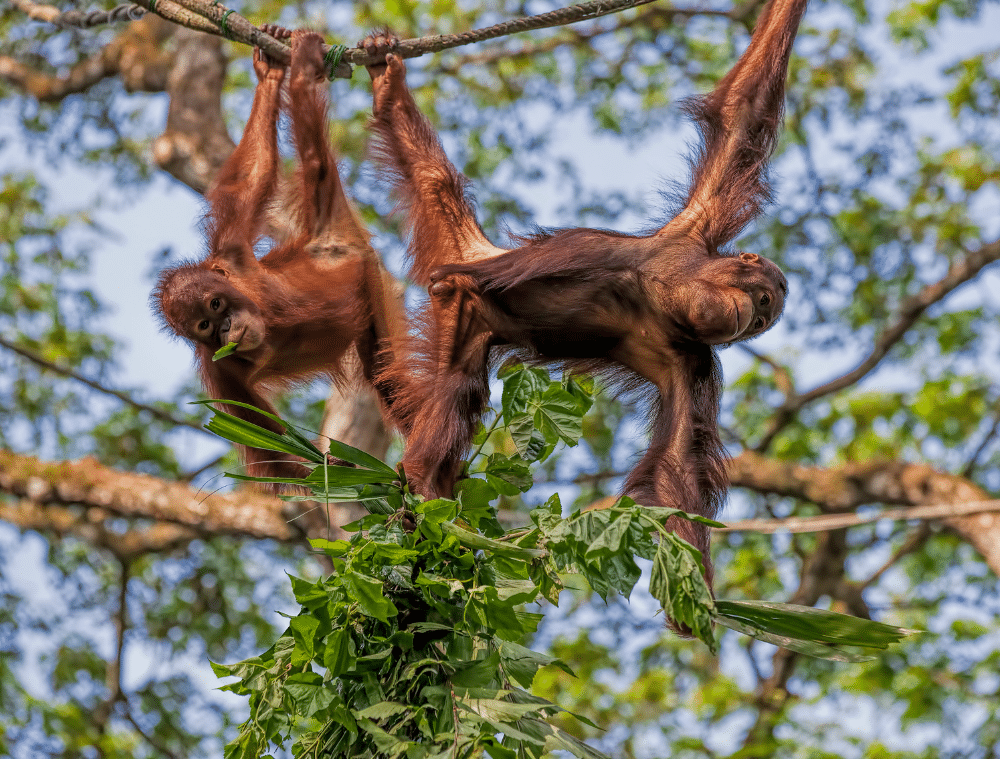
left=364, top=35, right=506, bottom=286
left=661, top=0, right=809, bottom=248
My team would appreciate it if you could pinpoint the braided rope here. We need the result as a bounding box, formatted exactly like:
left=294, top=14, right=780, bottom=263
left=394, top=0, right=660, bottom=54
left=13, top=0, right=146, bottom=27
left=19, top=0, right=665, bottom=77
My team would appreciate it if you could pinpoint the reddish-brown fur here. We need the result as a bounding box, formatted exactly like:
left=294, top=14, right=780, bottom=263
left=363, top=0, right=805, bottom=588
left=154, top=28, right=404, bottom=483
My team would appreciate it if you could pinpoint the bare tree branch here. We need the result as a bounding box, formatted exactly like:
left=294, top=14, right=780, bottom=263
left=438, top=0, right=767, bottom=71
left=0, top=335, right=207, bottom=433
left=0, top=15, right=173, bottom=100
left=719, top=497, right=1000, bottom=533
left=0, top=497, right=195, bottom=556
left=151, top=25, right=233, bottom=191
left=756, top=239, right=1000, bottom=450
left=11, top=0, right=144, bottom=27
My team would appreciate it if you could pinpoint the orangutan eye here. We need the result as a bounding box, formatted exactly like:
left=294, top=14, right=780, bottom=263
left=198, top=320, right=210, bottom=331
left=760, top=293, right=770, bottom=307
left=210, top=298, right=221, bottom=310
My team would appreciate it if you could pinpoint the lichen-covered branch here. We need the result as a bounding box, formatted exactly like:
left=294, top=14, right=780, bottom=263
left=0, top=448, right=357, bottom=542
left=729, top=451, right=1000, bottom=575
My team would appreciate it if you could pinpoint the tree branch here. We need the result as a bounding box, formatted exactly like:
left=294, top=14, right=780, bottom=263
left=756, top=238, right=1000, bottom=451
left=129, top=0, right=727, bottom=79
left=150, top=25, right=233, bottom=191
left=11, top=0, right=144, bottom=27
left=0, top=15, right=172, bottom=100
left=728, top=451, right=1000, bottom=576
left=435, top=2, right=740, bottom=72
left=719, top=497, right=1000, bottom=533
left=0, top=448, right=358, bottom=542
left=0, top=335, right=206, bottom=433
left=0, top=497, right=195, bottom=557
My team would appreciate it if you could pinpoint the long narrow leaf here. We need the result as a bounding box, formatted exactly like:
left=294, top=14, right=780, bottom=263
left=303, top=465, right=397, bottom=486
left=326, top=439, right=397, bottom=475
left=203, top=411, right=320, bottom=461
left=198, top=399, right=324, bottom=459
left=714, top=600, right=916, bottom=661
left=212, top=342, right=239, bottom=361
left=224, top=473, right=359, bottom=497
left=440, top=522, right=545, bottom=560
left=199, top=399, right=398, bottom=476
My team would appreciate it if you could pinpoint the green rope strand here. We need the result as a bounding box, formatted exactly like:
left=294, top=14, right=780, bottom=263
left=219, top=8, right=234, bottom=38
left=324, top=44, right=347, bottom=77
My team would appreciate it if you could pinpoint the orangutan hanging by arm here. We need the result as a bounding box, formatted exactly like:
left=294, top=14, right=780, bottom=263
left=154, top=28, right=404, bottom=484
left=362, top=0, right=804, bottom=588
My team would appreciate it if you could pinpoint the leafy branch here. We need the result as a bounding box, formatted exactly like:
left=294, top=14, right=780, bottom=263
left=204, top=366, right=915, bottom=759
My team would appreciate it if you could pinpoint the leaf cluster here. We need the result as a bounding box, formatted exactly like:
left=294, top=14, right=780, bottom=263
left=206, top=366, right=913, bottom=758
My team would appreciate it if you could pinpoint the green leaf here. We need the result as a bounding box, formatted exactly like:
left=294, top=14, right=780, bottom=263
left=498, top=640, right=574, bottom=688
left=289, top=574, right=328, bottom=606
left=285, top=671, right=336, bottom=717
left=303, top=464, right=397, bottom=486
left=457, top=695, right=544, bottom=723
left=455, top=478, right=504, bottom=536
left=439, top=521, right=544, bottom=560
left=326, top=439, right=398, bottom=475
left=484, top=453, right=533, bottom=493
left=357, top=718, right=411, bottom=756
left=355, top=701, right=410, bottom=720
left=345, top=573, right=397, bottom=623
left=627, top=499, right=727, bottom=529
left=507, top=412, right=543, bottom=459
left=562, top=373, right=595, bottom=415
left=323, top=628, right=356, bottom=676
left=542, top=721, right=612, bottom=759
left=197, top=399, right=324, bottom=460
left=212, top=342, right=239, bottom=361
left=451, top=651, right=502, bottom=688
left=416, top=497, right=459, bottom=525
left=308, top=538, right=351, bottom=557
left=535, top=385, right=584, bottom=445
left=714, top=600, right=917, bottom=661
left=202, top=410, right=318, bottom=461
left=499, top=365, right=549, bottom=423
left=289, top=616, right=320, bottom=665
left=468, top=586, right=526, bottom=641
left=483, top=736, right=519, bottom=759
left=649, top=535, right=716, bottom=650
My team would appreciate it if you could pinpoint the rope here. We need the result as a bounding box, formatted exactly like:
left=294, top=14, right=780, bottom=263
left=12, top=0, right=146, bottom=27
left=392, top=0, right=660, bottom=55
left=15, top=0, right=661, bottom=75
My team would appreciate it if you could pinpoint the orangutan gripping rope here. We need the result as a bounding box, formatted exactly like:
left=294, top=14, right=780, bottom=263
left=155, top=28, right=404, bottom=484
left=363, top=0, right=805, bottom=587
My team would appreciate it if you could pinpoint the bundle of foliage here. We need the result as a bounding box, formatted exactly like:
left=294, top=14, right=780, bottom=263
left=206, top=366, right=911, bottom=759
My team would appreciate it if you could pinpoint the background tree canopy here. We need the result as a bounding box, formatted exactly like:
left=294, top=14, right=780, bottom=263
left=1, top=0, right=999, bottom=756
